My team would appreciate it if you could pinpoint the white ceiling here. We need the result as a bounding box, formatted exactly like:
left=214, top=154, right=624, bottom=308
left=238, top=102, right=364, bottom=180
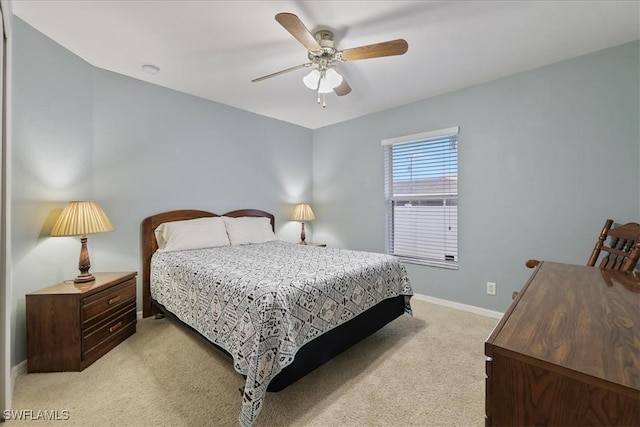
left=11, top=1, right=640, bottom=130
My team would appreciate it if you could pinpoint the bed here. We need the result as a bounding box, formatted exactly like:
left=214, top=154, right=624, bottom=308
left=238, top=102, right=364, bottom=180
left=141, top=209, right=413, bottom=426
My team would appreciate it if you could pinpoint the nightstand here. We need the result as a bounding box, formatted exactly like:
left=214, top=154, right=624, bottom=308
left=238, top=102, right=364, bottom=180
left=26, top=271, right=137, bottom=372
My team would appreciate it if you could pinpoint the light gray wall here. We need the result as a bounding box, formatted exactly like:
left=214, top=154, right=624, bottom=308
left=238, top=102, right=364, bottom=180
left=11, top=17, right=94, bottom=366
left=312, top=41, right=640, bottom=312
left=10, top=18, right=312, bottom=364
left=90, top=67, right=313, bottom=299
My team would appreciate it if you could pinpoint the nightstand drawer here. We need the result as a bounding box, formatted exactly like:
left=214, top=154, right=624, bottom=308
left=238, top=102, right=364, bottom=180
left=82, top=278, right=136, bottom=327
left=82, top=301, right=136, bottom=354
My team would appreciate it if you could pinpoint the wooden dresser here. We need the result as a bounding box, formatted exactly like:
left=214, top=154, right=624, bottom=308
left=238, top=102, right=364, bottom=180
left=26, top=271, right=137, bottom=372
left=485, top=262, right=640, bottom=426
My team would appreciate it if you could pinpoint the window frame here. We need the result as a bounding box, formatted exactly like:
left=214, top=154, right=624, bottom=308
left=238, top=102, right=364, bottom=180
left=382, top=126, right=460, bottom=269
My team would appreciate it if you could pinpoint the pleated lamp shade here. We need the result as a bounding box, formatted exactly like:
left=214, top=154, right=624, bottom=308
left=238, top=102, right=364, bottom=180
left=290, top=204, right=316, bottom=222
left=51, top=201, right=113, bottom=236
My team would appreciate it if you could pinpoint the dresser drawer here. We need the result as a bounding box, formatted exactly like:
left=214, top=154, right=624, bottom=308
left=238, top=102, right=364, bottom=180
left=82, top=278, right=136, bottom=327
left=82, top=301, right=136, bottom=359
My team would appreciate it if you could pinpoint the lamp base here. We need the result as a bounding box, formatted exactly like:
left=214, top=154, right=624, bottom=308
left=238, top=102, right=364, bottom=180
left=300, top=222, right=307, bottom=244
left=75, top=235, right=95, bottom=284
left=74, top=273, right=95, bottom=284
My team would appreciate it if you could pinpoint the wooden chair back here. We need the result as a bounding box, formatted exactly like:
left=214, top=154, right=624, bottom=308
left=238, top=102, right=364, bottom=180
left=587, top=219, right=640, bottom=271
left=525, top=219, right=640, bottom=272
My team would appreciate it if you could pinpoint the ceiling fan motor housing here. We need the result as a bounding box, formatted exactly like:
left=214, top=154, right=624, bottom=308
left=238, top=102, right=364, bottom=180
left=308, top=31, right=338, bottom=68
left=315, top=30, right=335, bottom=47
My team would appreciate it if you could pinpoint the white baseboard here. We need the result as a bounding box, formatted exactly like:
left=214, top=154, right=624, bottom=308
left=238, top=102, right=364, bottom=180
left=411, top=293, right=504, bottom=319
left=137, top=310, right=143, bottom=320
left=10, top=359, right=27, bottom=399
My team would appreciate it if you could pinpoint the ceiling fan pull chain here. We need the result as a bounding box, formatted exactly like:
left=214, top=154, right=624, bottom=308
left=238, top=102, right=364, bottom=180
left=316, top=72, right=322, bottom=105
left=322, top=93, right=327, bottom=108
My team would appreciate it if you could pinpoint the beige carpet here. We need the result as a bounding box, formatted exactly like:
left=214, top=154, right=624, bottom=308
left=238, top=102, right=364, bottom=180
left=11, top=298, right=498, bottom=426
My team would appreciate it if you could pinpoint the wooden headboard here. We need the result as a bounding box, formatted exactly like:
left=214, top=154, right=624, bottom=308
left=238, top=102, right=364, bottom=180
left=140, top=208, right=275, bottom=317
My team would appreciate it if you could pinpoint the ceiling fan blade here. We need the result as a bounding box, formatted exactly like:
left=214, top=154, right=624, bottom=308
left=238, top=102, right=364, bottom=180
left=334, top=78, right=352, bottom=96
left=340, top=39, right=408, bottom=61
left=251, top=63, right=312, bottom=83
left=275, top=13, right=322, bottom=51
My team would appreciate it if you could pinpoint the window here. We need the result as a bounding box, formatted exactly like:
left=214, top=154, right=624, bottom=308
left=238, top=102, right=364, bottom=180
left=382, top=127, right=459, bottom=269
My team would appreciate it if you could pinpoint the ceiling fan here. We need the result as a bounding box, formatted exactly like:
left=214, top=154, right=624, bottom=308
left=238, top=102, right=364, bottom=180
left=252, top=13, right=409, bottom=107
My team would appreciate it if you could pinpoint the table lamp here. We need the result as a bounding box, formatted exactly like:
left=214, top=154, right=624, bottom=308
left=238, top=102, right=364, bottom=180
left=291, top=203, right=315, bottom=244
left=51, top=201, right=114, bottom=283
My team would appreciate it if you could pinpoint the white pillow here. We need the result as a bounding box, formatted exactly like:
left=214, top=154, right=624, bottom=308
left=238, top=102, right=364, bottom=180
left=155, top=217, right=230, bottom=252
left=222, top=216, right=275, bottom=245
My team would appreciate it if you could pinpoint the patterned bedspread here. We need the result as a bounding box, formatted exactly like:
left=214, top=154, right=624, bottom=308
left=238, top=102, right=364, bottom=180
left=150, top=240, right=413, bottom=426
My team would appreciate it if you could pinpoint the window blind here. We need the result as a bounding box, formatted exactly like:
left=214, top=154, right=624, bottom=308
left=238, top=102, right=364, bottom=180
left=383, top=127, right=459, bottom=269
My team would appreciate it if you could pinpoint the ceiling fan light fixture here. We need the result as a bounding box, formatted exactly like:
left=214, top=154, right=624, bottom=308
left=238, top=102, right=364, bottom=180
left=323, top=67, right=343, bottom=90
left=303, top=67, right=343, bottom=93
left=318, top=77, right=334, bottom=94
left=303, top=69, right=321, bottom=90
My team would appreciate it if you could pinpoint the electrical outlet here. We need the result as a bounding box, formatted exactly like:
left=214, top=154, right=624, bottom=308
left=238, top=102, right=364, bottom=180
left=486, top=282, right=497, bottom=296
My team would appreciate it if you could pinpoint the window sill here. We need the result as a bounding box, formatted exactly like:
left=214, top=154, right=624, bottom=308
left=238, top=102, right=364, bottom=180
left=393, top=256, right=458, bottom=270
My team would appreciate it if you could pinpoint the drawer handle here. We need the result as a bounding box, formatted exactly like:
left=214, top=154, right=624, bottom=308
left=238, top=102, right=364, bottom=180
left=108, top=296, right=121, bottom=305
left=109, top=322, right=122, bottom=333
